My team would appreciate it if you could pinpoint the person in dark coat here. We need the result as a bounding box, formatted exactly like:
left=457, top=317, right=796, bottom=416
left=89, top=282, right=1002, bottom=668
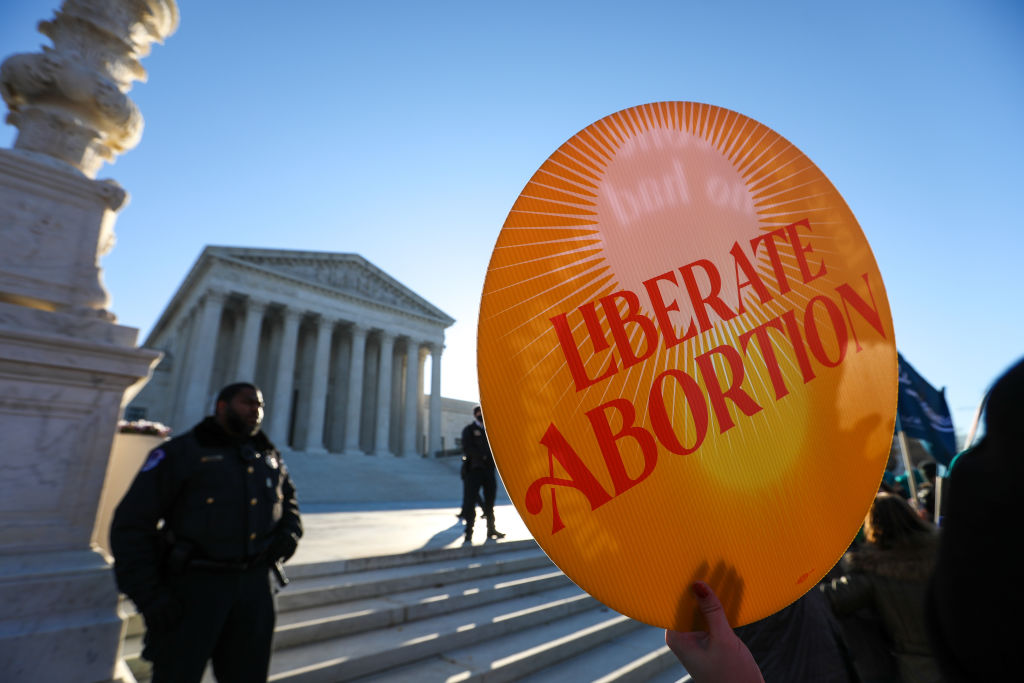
left=111, top=383, right=302, bottom=683
left=734, top=589, right=856, bottom=683
left=460, top=405, right=504, bottom=543
left=821, top=493, right=942, bottom=683
left=927, top=356, right=1024, bottom=682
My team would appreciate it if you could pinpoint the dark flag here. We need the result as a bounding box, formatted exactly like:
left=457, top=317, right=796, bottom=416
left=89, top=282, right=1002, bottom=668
left=897, top=353, right=956, bottom=465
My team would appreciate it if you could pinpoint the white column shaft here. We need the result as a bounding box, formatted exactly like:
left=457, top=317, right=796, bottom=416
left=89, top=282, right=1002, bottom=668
left=267, top=310, right=301, bottom=446
left=428, top=343, right=443, bottom=456
left=169, top=316, right=197, bottom=428
left=374, top=332, right=395, bottom=455
left=343, top=325, right=367, bottom=454
left=178, top=290, right=226, bottom=429
left=234, top=299, right=265, bottom=383
left=402, top=341, right=419, bottom=456
left=304, top=317, right=333, bottom=453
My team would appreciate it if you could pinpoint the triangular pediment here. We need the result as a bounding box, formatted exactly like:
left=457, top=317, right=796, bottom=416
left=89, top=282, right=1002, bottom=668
left=206, top=247, right=453, bottom=324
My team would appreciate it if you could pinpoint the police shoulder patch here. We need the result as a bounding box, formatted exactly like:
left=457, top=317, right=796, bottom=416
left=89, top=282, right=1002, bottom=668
left=141, top=448, right=166, bottom=472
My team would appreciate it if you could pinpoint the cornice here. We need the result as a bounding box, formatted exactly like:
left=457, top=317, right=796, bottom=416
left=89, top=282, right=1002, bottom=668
left=206, top=246, right=454, bottom=323
left=145, top=246, right=454, bottom=345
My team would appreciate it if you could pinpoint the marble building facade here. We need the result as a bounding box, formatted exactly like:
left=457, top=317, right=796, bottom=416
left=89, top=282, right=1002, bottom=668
left=129, top=246, right=454, bottom=456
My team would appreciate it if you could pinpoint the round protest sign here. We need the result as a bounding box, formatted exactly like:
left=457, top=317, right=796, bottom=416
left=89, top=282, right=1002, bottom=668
left=478, top=102, right=897, bottom=630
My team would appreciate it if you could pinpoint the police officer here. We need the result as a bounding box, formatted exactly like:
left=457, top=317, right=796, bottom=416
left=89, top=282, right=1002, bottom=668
left=111, top=383, right=302, bottom=683
left=460, top=405, right=505, bottom=543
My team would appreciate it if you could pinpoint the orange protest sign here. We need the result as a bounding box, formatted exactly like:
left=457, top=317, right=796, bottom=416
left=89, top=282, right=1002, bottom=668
left=478, top=102, right=897, bottom=630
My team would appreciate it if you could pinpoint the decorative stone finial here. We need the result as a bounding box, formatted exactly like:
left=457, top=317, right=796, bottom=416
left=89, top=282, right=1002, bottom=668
left=1, top=0, right=179, bottom=178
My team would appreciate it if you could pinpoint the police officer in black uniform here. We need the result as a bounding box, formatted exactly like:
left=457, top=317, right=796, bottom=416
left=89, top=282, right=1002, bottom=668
left=111, top=382, right=302, bottom=683
left=460, top=405, right=505, bottom=543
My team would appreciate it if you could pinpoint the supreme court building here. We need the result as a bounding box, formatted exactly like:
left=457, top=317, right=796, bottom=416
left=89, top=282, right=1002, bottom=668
left=128, top=246, right=455, bottom=456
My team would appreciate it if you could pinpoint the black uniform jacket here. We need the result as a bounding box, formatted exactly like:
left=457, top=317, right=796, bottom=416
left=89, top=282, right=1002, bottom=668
left=461, top=421, right=494, bottom=470
left=110, top=417, right=302, bottom=610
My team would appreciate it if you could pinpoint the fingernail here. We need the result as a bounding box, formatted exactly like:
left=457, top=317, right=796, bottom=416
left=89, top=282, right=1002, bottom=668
left=692, top=581, right=709, bottom=599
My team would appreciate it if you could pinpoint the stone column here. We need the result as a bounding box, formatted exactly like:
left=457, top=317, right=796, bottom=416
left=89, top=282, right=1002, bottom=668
left=234, top=297, right=266, bottom=383
left=177, top=289, right=226, bottom=429
left=374, top=331, right=395, bottom=456
left=402, top=339, right=420, bottom=457
left=304, top=316, right=333, bottom=454
left=0, top=3, right=177, bottom=681
left=168, top=311, right=198, bottom=428
left=429, top=342, right=443, bottom=456
left=267, top=308, right=301, bottom=447
left=343, top=324, right=367, bottom=455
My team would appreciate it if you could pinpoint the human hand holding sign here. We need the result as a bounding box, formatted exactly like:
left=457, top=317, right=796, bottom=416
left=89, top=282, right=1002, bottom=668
left=665, top=582, right=764, bottom=683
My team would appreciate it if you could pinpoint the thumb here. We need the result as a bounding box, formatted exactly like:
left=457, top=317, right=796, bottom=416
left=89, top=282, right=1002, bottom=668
left=692, top=581, right=733, bottom=636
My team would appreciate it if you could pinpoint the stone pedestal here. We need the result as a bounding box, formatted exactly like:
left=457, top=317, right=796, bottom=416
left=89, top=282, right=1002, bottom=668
left=0, top=1, right=176, bottom=679
left=0, top=150, right=161, bottom=681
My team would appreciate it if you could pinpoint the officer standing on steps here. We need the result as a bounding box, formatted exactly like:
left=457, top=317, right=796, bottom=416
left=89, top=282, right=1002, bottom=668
left=111, top=382, right=302, bottom=683
left=460, top=405, right=505, bottom=543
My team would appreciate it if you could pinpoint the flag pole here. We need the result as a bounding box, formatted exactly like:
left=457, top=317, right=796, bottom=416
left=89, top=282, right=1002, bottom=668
left=894, top=415, right=919, bottom=506
left=962, top=392, right=988, bottom=452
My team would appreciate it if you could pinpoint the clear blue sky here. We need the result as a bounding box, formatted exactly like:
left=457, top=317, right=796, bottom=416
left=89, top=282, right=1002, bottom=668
left=3, top=0, right=1021, bottom=439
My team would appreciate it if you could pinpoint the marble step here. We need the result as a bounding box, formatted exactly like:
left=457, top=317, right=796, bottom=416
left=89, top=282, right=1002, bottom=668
left=267, top=585, right=599, bottom=682
left=287, top=539, right=540, bottom=579
left=517, top=626, right=679, bottom=683
left=125, top=540, right=546, bottom=681
left=121, top=540, right=543, bottom=637
left=352, top=608, right=642, bottom=682
left=127, top=620, right=682, bottom=683
left=122, top=564, right=572, bottom=665
left=279, top=546, right=553, bottom=612
left=275, top=566, right=573, bottom=649
left=645, top=671, right=692, bottom=683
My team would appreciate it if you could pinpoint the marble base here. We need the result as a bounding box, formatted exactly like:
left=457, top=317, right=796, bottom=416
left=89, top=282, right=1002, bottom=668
left=0, top=305, right=159, bottom=681
left=0, top=550, right=128, bottom=682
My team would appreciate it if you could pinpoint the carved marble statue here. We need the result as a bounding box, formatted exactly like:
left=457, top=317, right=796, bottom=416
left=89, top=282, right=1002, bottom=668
left=2, top=0, right=179, bottom=178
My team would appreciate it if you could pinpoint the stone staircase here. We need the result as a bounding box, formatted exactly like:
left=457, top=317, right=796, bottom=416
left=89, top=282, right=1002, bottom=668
left=122, top=539, right=689, bottom=682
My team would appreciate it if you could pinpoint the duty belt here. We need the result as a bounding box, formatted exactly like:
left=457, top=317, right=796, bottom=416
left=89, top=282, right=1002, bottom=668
left=189, top=558, right=260, bottom=572
left=189, top=557, right=290, bottom=588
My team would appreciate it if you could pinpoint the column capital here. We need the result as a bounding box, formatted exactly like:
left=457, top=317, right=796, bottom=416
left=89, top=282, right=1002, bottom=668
left=280, top=306, right=303, bottom=322
left=203, top=287, right=228, bottom=305
left=245, top=295, right=269, bottom=312
left=315, top=313, right=337, bottom=328
left=377, top=329, right=396, bottom=343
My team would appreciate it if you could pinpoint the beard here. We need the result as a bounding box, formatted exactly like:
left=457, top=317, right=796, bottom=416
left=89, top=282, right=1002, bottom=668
left=225, top=408, right=260, bottom=437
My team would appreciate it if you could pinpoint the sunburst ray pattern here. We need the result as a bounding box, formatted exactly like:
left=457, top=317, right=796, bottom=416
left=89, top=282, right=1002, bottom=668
left=478, top=103, right=897, bottom=631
